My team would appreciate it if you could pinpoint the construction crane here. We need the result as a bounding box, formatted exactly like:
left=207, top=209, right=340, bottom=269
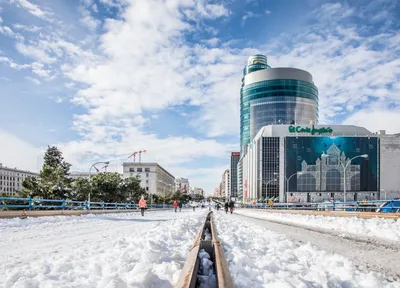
left=128, top=150, right=146, bottom=163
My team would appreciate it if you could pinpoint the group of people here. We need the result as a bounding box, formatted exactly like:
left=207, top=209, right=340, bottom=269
left=215, top=201, right=235, bottom=214
left=137, top=196, right=183, bottom=216
left=138, top=196, right=235, bottom=216
left=173, top=201, right=182, bottom=212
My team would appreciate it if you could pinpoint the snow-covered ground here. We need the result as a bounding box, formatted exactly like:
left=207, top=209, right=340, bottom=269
left=235, top=209, right=400, bottom=242
left=214, top=212, right=400, bottom=288
left=0, top=209, right=208, bottom=288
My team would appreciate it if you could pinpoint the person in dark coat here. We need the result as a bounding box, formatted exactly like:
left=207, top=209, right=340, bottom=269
left=224, top=202, right=229, bottom=214
left=229, top=201, right=235, bottom=214
left=178, top=202, right=182, bottom=212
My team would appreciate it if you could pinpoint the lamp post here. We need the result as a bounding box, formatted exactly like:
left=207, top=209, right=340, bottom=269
left=381, top=189, right=387, bottom=201
left=321, top=153, right=368, bottom=205
left=88, top=161, right=110, bottom=209
left=256, top=178, right=277, bottom=203
left=274, top=171, right=304, bottom=208
left=159, top=180, right=172, bottom=208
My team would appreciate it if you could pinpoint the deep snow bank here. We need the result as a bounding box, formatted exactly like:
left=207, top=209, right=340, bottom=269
left=235, top=210, right=400, bottom=242
left=214, top=212, right=400, bottom=288
left=0, top=210, right=208, bottom=287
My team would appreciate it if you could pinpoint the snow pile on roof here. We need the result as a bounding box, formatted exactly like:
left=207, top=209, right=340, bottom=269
left=214, top=213, right=397, bottom=287
left=235, top=210, right=400, bottom=242
left=0, top=210, right=208, bottom=287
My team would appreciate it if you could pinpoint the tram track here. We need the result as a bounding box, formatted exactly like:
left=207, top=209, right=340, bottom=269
left=175, top=211, right=234, bottom=288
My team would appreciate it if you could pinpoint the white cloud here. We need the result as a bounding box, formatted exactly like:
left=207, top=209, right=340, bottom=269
left=79, top=6, right=101, bottom=30
left=265, top=10, right=271, bottom=15
left=342, top=105, right=400, bottom=134
left=201, top=37, right=220, bottom=47
left=0, top=56, right=31, bottom=70
left=24, top=76, right=41, bottom=85
left=0, top=17, right=24, bottom=40
left=10, top=0, right=54, bottom=22
left=13, top=23, right=42, bottom=32
left=0, top=129, right=42, bottom=172
left=15, top=42, right=56, bottom=63
left=241, top=11, right=261, bottom=26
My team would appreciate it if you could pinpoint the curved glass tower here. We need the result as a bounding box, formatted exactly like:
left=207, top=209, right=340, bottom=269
left=240, top=55, right=319, bottom=152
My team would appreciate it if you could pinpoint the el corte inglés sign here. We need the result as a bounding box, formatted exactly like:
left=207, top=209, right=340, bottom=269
left=288, top=125, right=333, bottom=135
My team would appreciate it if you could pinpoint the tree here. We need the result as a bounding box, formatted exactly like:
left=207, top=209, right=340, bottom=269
left=44, top=146, right=71, bottom=176
left=70, top=177, right=91, bottom=201
left=120, top=176, right=146, bottom=203
left=22, top=146, right=72, bottom=199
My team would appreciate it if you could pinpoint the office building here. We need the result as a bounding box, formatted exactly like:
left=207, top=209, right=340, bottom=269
left=122, top=162, right=175, bottom=196
left=240, top=54, right=319, bottom=153
left=220, top=169, right=230, bottom=199
left=241, top=124, right=381, bottom=203
left=175, top=177, right=190, bottom=194
left=0, top=163, right=39, bottom=196
left=378, top=131, right=400, bottom=199
left=230, top=152, right=240, bottom=200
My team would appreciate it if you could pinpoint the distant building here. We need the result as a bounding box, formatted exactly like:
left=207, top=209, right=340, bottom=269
left=0, top=163, right=39, bottom=196
left=378, top=130, right=400, bottom=199
left=69, top=172, right=91, bottom=180
left=192, top=187, right=204, bottom=197
left=175, top=177, right=190, bottom=194
left=122, top=162, right=175, bottom=196
left=213, top=187, right=220, bottom=197
left=230, top=152, right=240, bottom=199
left=220, top=169, right=229, bottom=199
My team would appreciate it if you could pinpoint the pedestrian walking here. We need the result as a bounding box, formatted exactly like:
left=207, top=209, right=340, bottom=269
left=224, top=202, right=229, bottom=214
left=138, top=196, right=147, bottom=216
left=173, top=200, right=178, bottom=212
left=229, top=200, right=235, bottom=214
left=178, top=202, right=182, bottom=212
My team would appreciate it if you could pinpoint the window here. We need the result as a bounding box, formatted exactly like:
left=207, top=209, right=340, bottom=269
left=129, top=168, right=135, bottom=172
left=137, top=168, right=143, bottom=172
left=146, top=173, right=149, bottom=177
left=145, top=168, right=150, bottom=172
left=146, top=180, right=149, bottom=184
left=146, top=187, right=149, bottom=191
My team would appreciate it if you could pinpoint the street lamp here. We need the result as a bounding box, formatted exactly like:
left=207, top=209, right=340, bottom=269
left=159, top=180, right=172, bottom=208
left=321, top=153, right=368, bottom=205
left=274, top=171, right=304, bottom=208
left=381, top=188, right=387, bottom=201
left=256, top=178, right=277, bottom=203
left=88, top=161, right=110, bottom=209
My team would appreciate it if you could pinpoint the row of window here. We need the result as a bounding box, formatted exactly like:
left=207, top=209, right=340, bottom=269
left=128, top=168, right=151, bottom=172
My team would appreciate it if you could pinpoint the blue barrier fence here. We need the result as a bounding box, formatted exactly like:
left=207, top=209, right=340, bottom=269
left=239, top=198, right=400, bottom=213
left=0, top=197, right=173, bottom=211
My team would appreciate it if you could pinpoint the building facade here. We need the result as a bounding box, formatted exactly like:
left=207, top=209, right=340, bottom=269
left=220, top=169, right=230, bottom=199
left=241, top=125, right=381, bottom=203
left=69, top=172, right=92, bottom=180
left=175, top=177, right=190, bottom=194
left=240, top=54, right=319, bottom=153
left=122, top=162, right=175, bottom=196
left=0, top=163, right=39, bottom=196
left=213, top=187, right=221, bottom=198
left=230, top=152, right=240, bottom=200
left=378, top=131, right=400, bottom=199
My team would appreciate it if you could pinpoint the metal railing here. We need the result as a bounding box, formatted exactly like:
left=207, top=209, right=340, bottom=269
left=0, top=197, right=173, bottom=211
left=239, top=198, right=400, bottom=213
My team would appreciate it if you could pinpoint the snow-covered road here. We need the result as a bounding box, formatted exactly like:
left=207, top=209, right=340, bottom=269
left=214, top=211, right=400, bottom=288
left=235, top=209, right=400, bottom=242
left=0, top=209, right=208, bottom=288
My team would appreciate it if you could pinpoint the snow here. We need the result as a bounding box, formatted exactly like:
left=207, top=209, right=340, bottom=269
left=235, top=209, right=400, bottom=242
left=214, top=212, right=400, bottom=288
left=0, top=209, right=209, bottom=288
left=197, top=249, right=216, bottom=288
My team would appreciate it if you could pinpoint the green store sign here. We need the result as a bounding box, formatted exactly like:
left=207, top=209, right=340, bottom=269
left=289, top=125, right=333, bottom=135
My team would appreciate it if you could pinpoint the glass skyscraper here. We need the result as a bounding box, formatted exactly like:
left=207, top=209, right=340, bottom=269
left=240, top=55, right=319, bottom=153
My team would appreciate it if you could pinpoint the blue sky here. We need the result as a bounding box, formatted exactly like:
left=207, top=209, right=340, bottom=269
left=0, top=0, right=399, bottom=195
